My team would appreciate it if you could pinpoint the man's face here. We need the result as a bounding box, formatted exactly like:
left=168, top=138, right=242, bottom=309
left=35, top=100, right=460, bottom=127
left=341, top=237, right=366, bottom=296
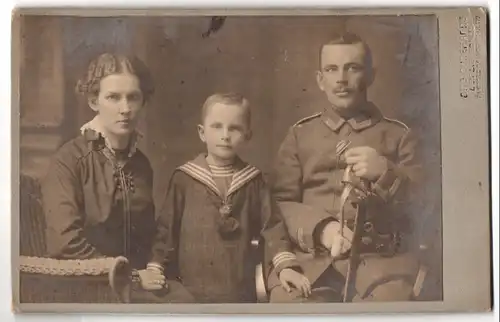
left=316, top=42, right=374, bottom=114
left=198, top=102, right=251, bottom=163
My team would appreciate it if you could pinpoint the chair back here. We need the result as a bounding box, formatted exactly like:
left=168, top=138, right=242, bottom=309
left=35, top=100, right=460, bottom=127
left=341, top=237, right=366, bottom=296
left=17, top=174, right=130, bottom=303
left=19, top=174, right=47, bottom=257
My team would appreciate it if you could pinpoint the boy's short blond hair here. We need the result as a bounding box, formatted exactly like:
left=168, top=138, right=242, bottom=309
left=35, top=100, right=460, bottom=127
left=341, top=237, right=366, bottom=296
left=201, top=92, right=251, bottom=126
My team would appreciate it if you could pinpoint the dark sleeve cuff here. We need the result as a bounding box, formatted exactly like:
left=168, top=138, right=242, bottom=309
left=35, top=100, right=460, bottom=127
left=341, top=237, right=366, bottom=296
left=150, top=247, right=176, bottom=268
left=312, top=217, right=338, bottom=251
left=372, top=160, right=402, bottom=202
left=278, top=202, right=338, bottom=253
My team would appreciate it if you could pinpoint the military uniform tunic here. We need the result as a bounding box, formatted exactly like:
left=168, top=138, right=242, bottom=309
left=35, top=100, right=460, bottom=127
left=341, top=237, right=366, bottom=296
left=270, top=102, right=423, bottom=302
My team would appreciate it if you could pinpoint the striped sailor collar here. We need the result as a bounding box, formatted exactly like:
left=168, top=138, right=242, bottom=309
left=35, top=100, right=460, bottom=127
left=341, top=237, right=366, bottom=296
left=321, top=101, right=383, bottom=132
left=178, top=153, right=261, bottom=198
left=208, top=163, right=236, bottom=177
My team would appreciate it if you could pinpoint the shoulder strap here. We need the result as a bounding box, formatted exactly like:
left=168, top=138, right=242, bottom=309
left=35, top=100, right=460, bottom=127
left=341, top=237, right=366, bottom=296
left=383, top=117, right=410, bottom=131
left=293, top=112, right=322, bottom=127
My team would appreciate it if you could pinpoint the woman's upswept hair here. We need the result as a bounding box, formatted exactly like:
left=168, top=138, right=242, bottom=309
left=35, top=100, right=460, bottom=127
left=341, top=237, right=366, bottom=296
left=75, top=53, right=155, bottom=103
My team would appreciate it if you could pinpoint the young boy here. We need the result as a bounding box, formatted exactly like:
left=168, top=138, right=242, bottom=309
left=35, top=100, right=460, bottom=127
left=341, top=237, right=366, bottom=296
left=147, top=93, right=311, bottom=303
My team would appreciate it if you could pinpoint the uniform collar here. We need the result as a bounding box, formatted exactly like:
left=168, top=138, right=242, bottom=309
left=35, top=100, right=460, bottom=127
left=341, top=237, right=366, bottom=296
left=321, top=102, right=383, bottom=132
left=178, top=153, right=261, bottom=199
left=80, top=115, right=142, bottom=158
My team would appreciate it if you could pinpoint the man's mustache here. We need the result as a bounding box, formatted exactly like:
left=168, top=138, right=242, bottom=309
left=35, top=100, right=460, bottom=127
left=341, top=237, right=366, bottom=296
left=333, top=87, right=353, bottom=93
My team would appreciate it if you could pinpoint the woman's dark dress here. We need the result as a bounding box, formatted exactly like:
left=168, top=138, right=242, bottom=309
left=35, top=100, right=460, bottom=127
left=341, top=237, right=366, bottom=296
left=41, top=126, right=194, bottom=303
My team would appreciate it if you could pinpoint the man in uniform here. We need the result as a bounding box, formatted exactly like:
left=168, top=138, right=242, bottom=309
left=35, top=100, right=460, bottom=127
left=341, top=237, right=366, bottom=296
left=268, top=32, right=423, bottom=302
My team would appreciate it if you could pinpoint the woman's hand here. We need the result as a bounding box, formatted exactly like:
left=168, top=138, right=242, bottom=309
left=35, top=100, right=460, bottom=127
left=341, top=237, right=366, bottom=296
left=138, top=268, right=167, bottom=291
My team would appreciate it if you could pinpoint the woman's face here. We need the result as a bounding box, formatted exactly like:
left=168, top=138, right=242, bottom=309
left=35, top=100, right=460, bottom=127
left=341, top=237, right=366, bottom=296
left=90, top=73, right=144, bottom=137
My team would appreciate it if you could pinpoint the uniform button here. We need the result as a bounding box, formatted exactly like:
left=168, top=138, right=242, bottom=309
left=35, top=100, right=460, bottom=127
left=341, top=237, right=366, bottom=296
left=363, top=222, right=374, bottom=232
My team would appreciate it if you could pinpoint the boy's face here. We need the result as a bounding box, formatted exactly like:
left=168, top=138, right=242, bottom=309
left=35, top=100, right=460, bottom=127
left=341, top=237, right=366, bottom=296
left=198, top=102, right=251, bottom=163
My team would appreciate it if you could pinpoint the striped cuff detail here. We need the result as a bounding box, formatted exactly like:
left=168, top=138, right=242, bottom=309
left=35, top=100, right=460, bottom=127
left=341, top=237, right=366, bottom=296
left=272, top=251, right=297, bottom=267
left=146, top=262, right=164, bottom=273
left=272, top=251, right=299, bottom=274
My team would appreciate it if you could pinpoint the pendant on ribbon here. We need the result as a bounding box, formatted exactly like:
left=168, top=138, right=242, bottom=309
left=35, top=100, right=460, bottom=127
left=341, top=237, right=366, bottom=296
left=219, top=202, right=232, bottom=217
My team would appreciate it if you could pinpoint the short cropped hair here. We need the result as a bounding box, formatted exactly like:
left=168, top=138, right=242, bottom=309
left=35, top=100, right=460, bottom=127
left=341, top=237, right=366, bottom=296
left=201, top=92, right=251, bottom=126
left=318, top=32, right=373, bottom=70
left=75, top=53, right=155, bottom=103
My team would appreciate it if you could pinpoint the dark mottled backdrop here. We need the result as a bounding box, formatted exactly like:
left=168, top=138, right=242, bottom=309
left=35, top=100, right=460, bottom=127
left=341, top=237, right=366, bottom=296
left=18, top=15, right=442, bottom=300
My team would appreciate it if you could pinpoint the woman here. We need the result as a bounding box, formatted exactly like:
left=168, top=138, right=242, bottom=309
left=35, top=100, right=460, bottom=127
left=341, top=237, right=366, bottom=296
left=41, top=53, right=194, bottom=303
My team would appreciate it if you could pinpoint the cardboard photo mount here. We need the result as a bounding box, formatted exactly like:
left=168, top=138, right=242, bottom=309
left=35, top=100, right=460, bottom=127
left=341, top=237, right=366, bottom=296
left=10, top=7, right=491, bottom=315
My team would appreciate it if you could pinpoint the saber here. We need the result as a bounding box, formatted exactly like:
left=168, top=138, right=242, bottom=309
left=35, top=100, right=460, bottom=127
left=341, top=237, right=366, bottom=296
left=337, top=140, right=353, bottom=245
left=342, top=194, right=367, bottom=302
left=338, top=164, right=370, bottom=302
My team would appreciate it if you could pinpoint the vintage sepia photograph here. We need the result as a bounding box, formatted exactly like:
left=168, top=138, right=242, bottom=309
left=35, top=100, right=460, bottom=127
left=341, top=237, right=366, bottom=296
left=11, top=7, right=490, bottom=314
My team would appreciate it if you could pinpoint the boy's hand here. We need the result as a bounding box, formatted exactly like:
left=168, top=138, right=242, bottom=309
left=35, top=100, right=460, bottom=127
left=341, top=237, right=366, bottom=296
left=138, top=268, right=167, bottom=291
left=320, top=221, right=353, bottom=258
left=278, top=268, right=312, bottom=297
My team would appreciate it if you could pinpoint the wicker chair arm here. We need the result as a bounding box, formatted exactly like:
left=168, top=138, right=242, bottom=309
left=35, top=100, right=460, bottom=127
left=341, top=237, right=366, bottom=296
left=19, top=255, right=133, bottom=303
left=108, top=256, right=132, bottom=303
